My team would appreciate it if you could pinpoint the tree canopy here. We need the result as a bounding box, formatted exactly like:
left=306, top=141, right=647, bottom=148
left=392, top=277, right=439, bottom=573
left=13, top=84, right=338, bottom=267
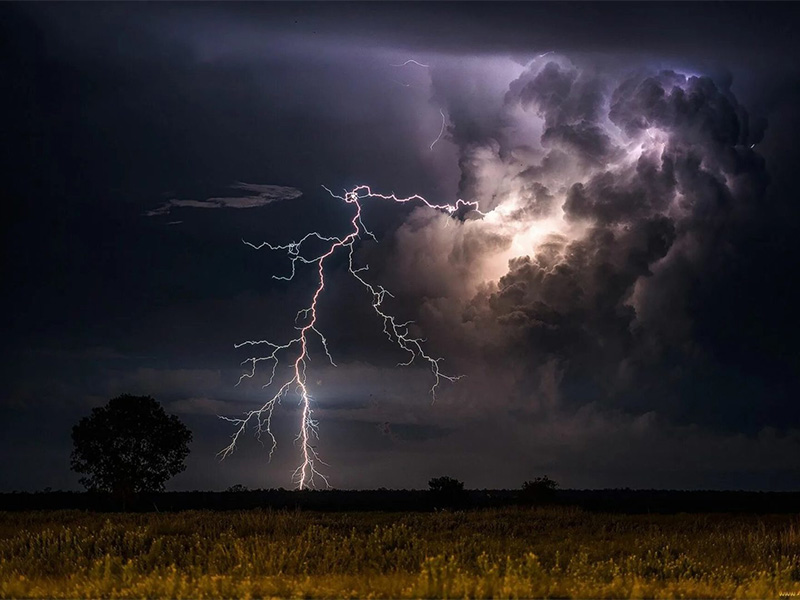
left=71, top=394, right=192, bottom=498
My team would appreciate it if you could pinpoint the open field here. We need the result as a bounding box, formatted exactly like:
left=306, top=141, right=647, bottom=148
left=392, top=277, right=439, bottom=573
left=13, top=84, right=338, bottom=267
left=2, top=507, right=800, bottom=599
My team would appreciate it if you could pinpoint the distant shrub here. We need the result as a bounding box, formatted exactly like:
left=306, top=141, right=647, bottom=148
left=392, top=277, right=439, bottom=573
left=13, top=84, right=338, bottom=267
left=428, top=476, right=466, bottom=507
left=428, top=476, right=464, bottom=494
left=225, top=484, right=249, bottom=493
left=521, top=476, right=559, bottom=504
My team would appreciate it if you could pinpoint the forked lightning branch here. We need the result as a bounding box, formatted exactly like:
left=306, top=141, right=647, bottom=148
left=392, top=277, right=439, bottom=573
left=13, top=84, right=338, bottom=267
left=219, top=186, right=483, bottom=489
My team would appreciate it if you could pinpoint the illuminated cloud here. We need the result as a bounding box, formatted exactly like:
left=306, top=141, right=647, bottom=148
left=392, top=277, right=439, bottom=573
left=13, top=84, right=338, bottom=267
left=369, top=57, right=772, bottom=436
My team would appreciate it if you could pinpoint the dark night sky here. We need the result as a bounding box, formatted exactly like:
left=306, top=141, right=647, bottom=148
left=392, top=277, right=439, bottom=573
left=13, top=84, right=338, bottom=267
left=3, top=2, right=800, bottom=491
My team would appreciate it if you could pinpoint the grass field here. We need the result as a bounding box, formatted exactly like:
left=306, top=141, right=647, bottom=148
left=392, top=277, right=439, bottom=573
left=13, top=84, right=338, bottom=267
left=1, top=507, right=799, bottom=599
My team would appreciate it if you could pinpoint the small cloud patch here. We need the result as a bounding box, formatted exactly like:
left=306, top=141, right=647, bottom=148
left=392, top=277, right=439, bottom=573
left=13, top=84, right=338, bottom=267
left=146, top=182, right=302, bottom=216
left=168, top=396, right=243, bottom=416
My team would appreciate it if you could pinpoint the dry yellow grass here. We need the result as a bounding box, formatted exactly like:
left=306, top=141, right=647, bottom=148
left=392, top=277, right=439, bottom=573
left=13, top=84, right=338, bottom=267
left=1, top=507, right=799, bottom=598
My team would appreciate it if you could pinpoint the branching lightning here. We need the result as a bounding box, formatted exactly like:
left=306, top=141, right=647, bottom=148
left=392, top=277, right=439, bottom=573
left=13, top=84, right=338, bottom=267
left=219, top=185, right=484, bottom=489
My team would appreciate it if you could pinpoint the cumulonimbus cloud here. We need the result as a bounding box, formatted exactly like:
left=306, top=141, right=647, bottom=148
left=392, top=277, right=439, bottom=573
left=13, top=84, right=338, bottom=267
left=366, top=56, right=773, bottom=434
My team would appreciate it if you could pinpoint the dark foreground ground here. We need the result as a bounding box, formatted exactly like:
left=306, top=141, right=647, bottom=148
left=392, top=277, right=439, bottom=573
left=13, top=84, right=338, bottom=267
left=1, top=488, right=799, bottom=513
left=2, top=506, right=800, bottom=598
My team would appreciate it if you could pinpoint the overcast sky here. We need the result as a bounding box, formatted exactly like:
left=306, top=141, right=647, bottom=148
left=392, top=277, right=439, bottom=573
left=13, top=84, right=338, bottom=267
left=3, top=2, right=800, bottom=491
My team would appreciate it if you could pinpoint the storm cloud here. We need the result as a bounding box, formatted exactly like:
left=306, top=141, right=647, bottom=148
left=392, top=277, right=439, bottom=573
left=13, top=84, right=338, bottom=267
left=374, top=57, right=794, bottom=450
left=2, top=2, right=800, bottom=491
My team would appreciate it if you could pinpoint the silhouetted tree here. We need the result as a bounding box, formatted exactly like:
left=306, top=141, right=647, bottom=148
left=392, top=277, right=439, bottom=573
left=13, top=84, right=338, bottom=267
left=71, top=394, right=192, bottom=506
left=428, top=475, right=466, bottom=507
left=521, top=475, right=559, bottom=504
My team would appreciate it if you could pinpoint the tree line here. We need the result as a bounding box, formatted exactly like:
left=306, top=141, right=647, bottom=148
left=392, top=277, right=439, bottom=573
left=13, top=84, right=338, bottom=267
left=69, top=394, right=559, bottom=509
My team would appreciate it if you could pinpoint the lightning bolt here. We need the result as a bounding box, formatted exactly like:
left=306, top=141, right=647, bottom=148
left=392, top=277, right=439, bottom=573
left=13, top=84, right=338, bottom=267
left=219, top=185, right=484, bottom=489
left=390, top=59, right=430, bottom=68
left=430, top=109, right=447, bottom=151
